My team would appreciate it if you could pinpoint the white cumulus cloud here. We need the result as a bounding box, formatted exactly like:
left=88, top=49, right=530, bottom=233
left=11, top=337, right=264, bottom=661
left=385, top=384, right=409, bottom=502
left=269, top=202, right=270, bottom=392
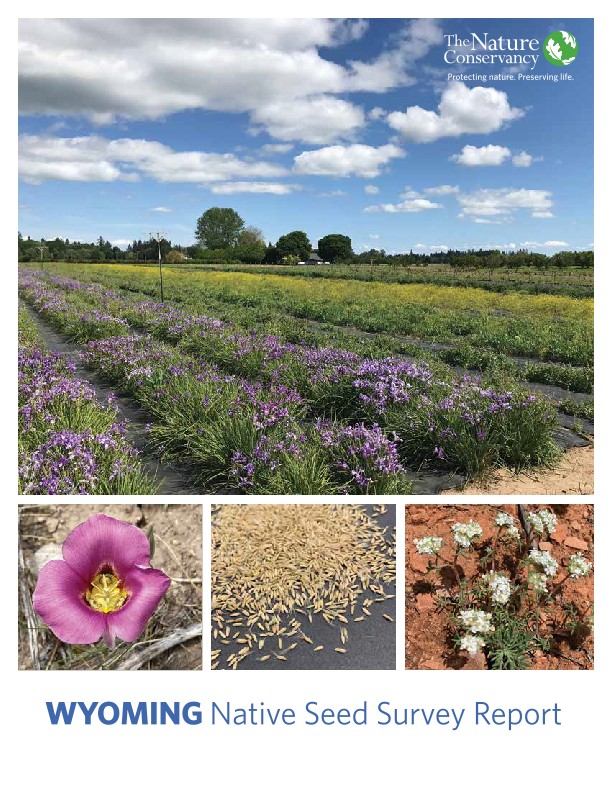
left=452, top=144, right=511, bottom=166
left=457, top=188, right=553, bottom=221
left=512, top=150, right=535, bottom=167
left=364, top=186, right=442, bottom=213
left=293, top=143, right=404, bottom=178
left=18, top=18, right=441, bottom=144
left=346, top=18, right=443, bottom=92
left=261, top=143, right=295, bottom=154
left=18, top=134, right=289, bottom=184
left=413, top=243, right=449, bottom=252
left=521, top=240, right=569, bottom=248
left=250, top=96, right=365, bottom=145
left=424, top=184, right=460, bottom=195
left=387, top=82, right=523, bottom=143
left=209, top=182, right=298, bottom=195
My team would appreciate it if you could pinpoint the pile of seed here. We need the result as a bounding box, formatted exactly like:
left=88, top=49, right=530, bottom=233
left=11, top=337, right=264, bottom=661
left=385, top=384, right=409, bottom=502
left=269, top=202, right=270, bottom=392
left=211, top=504, right=395, bottom=669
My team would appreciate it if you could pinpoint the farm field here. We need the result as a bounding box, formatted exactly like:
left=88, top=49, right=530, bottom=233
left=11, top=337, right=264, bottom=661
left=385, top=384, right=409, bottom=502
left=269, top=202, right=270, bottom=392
left=180, top=261, right=594, bottom=298
left=18, top=262, right=593, bottom=495
left=43, top=262, right=595, bottom=396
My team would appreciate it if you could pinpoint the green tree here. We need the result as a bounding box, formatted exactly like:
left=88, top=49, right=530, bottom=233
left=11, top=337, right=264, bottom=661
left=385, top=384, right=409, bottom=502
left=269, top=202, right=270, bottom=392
left=318, top=234, right=353, bottom=263
left=263, top=244, right=281, bottom=264
left=276, top=230, right=311, bottom=261
left=238, top=226, right=265, bottom=246
left=196, top=207, right=245, bottom=249
left=235, top=243, right=266, bottom=264
left=165, top=249, right=187, bottom=264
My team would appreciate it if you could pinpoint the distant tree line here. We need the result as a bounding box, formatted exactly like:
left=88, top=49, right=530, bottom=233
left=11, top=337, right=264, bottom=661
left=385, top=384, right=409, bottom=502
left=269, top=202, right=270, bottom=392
left=19, top=208, right=594, bottom=270
left=351, top=247, right=594, bottom=270
left=18, top=233, right=178, bottom=263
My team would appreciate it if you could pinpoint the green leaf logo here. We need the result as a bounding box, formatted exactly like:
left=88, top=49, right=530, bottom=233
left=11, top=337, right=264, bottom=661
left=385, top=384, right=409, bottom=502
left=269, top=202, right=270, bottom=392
left=543, top=31, right=578, bottom=66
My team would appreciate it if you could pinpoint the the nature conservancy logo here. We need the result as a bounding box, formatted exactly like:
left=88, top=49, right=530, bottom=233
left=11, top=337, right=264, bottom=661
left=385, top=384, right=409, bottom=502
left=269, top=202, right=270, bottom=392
left=443, top=31, right=578, bottom=71
left=542, top=31, right=578, bottom=66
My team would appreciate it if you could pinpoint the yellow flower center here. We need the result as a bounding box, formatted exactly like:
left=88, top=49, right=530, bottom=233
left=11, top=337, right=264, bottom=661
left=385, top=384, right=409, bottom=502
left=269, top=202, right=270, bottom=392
left=85, top=572, right=128, bottom=613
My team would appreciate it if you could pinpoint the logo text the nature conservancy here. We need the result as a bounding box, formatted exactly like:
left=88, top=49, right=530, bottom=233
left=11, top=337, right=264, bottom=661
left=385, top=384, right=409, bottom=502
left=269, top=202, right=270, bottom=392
left=444, top=32, right=578, bottom=70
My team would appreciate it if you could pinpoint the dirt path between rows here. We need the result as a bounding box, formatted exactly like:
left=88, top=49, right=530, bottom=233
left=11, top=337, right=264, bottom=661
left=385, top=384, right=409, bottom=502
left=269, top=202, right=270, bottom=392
left=444, top=445, right=594, bottom=495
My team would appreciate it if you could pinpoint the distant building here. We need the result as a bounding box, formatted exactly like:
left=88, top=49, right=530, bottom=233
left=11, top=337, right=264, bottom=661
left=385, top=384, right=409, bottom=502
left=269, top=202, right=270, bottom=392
left=303, top=251, right=328, bottom=265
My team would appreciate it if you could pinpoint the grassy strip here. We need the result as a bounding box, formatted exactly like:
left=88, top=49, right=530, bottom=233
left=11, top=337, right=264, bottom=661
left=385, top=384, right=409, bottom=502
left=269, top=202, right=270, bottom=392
left=185, top=262, right=594, bottom=298
left=37, top=262, right=593, bottom=367
left=556, top=399, right=594, bottom=423
left=24, top=263, right=593, bottom=392
left=18, top=307, right=157, bottom=495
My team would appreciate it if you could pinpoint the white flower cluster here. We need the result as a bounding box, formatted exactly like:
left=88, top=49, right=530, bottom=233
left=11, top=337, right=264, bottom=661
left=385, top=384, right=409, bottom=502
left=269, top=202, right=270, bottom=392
left=529, top=549, right=558, bottom=578
left=452, top=520, right=483, bottom=548
left=526, top=510, right=557, bottom=536
left=483, top=573, right=512, bottom=605
left=496, top=511, right=521, bottom=540
left=567, top=553, right=592, bottom=579
left=458, top=609, right=495, bottom=634
left=528, top=571, right=549, bottom=594
left=460, top=634, right=486, bottom=656
left=413, top=536, right=443, bottom=556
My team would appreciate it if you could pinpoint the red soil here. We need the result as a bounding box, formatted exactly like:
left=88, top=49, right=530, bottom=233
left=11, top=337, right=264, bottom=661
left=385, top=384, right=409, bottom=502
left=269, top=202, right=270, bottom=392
left=405, top=504, right=594, bottom=670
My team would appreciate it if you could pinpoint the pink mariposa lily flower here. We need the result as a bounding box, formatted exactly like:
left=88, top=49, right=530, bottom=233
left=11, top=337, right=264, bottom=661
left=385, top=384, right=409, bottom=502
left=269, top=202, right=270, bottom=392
left=33, top=514, right=171, bottom=648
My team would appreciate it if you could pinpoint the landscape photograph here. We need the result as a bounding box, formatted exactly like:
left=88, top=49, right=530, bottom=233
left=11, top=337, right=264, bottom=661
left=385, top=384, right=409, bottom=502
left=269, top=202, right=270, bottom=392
left=18, top=18, right=594, bottom=496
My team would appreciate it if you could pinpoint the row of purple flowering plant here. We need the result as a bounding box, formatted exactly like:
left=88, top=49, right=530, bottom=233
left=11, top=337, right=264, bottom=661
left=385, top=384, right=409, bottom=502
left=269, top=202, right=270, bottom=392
left=20, top=270, right=559, bottom=480
left=81, top=334, right=411, bottom=494
left=18, top=307, right=156, bottom=495
left=113, top=290, right=559, bottom=475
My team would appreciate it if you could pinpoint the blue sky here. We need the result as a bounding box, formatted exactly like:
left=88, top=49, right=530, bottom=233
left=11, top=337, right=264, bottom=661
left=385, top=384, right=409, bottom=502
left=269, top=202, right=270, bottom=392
left=18, top=18, right=593, bottom=254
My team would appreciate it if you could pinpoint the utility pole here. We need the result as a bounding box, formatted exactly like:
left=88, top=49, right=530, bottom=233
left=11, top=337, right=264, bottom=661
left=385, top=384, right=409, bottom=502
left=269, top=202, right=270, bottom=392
left=149, top=232, right=165, bottom=302
left=37, top=245, right=46, bottom=269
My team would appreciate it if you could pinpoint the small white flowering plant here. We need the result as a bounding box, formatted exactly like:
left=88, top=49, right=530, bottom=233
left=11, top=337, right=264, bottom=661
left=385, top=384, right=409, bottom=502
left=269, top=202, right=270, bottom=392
left=412, top=508, right=593, bottom=669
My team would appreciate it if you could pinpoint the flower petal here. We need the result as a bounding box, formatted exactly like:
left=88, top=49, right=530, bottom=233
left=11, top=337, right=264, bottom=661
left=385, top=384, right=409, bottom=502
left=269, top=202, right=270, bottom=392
left=33, top=560, right=106, bottom=644
left=105, top=567, right=171, bottom=644
left=61, top=514, right=151, bottom=580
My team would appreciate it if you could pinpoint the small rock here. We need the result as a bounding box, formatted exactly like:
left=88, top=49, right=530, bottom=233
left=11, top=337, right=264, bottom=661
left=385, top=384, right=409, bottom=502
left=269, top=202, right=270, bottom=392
left=550, top=523, right=568, bottom=544
left=564, top=537, right=589, bottom=551
left=539, top=541, right=553, bottom=552
left=415, top=593, right=436, bottom=613
left=28, top=543, right=63, bottom=576
left=462, top=650, right=487, bottom=670
left=410, top=553, right=431, bottom=574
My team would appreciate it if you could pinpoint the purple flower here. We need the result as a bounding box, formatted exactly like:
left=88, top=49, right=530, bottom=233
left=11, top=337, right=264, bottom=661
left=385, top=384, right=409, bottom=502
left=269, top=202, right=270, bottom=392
left=33, top=514, right=170, bottom=648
